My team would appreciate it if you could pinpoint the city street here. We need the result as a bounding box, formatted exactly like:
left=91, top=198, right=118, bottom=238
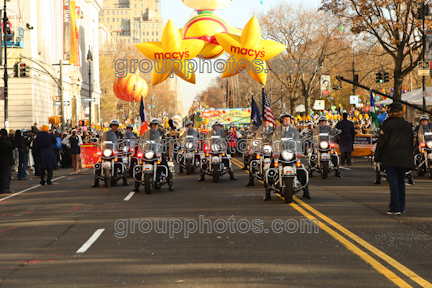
left=1, top=158, right=431, bottom=287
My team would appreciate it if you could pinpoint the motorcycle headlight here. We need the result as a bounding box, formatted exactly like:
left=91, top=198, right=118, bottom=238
left=282, top=150, right=294, bottom=161
left=320, top=141, right=329, bottom=149
left=123, top=146, right=128, bottom=152
left=263, top=145, right=272, bottom=154
left=186, top=142, right=194, bottom=149
left=145, top=151, right=155, bottom=159
left=103, top=149, right=112, bottom=157
left=427, top=141, right=432, bottom=149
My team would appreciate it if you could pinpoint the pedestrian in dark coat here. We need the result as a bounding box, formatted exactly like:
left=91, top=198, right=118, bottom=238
left=32, top=125, right=57, bottom=185
left=374, top=103, right=414, bottom=215
left=0, top=129, right=16, bottom=194
left=336, top=113, right=356, bottom=165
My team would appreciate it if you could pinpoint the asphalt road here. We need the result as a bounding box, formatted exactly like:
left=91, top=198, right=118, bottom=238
left=1, top=158, right=431, bottom=287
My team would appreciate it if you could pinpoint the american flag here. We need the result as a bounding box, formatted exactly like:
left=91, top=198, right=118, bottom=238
left=262, top=88, right=276, bottom=126
left=139, top=96, right=149, bottom=136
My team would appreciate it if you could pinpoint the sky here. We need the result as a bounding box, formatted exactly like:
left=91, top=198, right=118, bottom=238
left=160, top=0, right=322, bottom=116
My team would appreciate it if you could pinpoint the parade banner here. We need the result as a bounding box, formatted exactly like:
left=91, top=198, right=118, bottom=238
left=334, top=134, right=373, bottom=158
left=80, top=144, right=100, bottom=168
left=199, top=108, right=251, bottom=125
left=70, top=1, right=76, bottom=64
left=63, top=0, right=71, bottom=60
left=74, top=6, right=81, bottom=66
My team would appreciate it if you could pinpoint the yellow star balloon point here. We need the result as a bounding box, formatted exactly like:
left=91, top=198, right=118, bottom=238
left=136, top=19, right=205, bottom=86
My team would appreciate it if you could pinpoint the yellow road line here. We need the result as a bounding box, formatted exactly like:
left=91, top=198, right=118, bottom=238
left=230, top=158, right=428, bottom=287
left=294, top=196, right=432, bottom=288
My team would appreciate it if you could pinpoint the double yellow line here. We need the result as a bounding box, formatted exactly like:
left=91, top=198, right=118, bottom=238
left=230, top=157, right=431, bottom=288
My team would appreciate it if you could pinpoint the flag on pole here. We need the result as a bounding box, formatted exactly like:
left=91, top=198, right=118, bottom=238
left=251, top=95, right=262, bottom=129
left=370, top=90, right=379, bottom=132
left=139, top=96, right=149, bottom=136
left=262, top=88, right=276, bottom=126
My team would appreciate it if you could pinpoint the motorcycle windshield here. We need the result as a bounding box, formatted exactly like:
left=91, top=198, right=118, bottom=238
left=425, top=132, right=432, bottom=142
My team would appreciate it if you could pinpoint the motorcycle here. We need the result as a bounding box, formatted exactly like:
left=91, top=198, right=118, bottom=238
left=201, top=136, right=232, bottom=183
left=308, top=129, right=341, bottom=179
left=264, top=138, right=309, bottom=203
left=133, top=140, right=174, bottom=194
left=93, top=140, right=128, bottom=188
left=415, top=132, right=432, bottom=178
left=177, top=135, right=201, bottom=175
left=248, top=135, right=273, bottom=184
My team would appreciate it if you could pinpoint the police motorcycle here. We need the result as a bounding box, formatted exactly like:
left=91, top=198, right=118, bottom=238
left=176, top=121, right=201, bottom=175
left=264, top=118, right=310, bottom=204
left=132, top=119, right=174, bottom=194
left=307, top=116, right=342, bottom=179
left=198, top=122, right=236, bottom=183
left=92, top=120, right=129, bottom=188
left=245, top=129, right=273, bottom=186
left=414, top=115, right=432, bottom=178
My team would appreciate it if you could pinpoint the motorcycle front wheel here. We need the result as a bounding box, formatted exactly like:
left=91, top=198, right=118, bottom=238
left=104, top=170, right=111, bottom=188
left=283, top=177, right=294, bottom=204
left=321, top=162, right=329, bottom=179
left=213, top=165, right=220, bottom=183
left=186, top=159, right=193, bottom=175
left=144, top=174, right=152, bottom=194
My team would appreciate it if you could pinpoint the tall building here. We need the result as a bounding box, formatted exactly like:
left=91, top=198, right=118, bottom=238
left=99, top=0, right=163, bottom=45
left=0, top=0, right=102, bottom=130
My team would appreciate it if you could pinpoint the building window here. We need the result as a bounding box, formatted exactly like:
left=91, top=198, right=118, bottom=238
left=147, top=24, right=149, bottom=29
left=117, top=18, right=119, bottom=22
left=134, top=4, right=136, bottom=8
left=117, top=11, right=119, bottom=15
left=152, top=31, right=154, bottom=36
left=107, top=11, right=109, bottom=15
left=107, top=18, right=109, bottom=23
left=152, top=24, right=154, bottom=28
left=110, top=25, right=112, bottom=29
left=121, top=11, right=123, bottom=15
left=156, top=31, right=158, bottom=36
left=135, top=11, right=137, bottom=15
left=156, top=24, right=158, bottom=29
left=113, top=18, right=115, bottom=22
left=143, top=31, right=145, bottom=36
left=147, top=31, right=149, bottom=36
left=141, top=4, right=143, bottom=8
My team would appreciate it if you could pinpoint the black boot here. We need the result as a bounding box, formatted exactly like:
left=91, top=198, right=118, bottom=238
left=230, top=171, right=237, bottom=180
left=92, top=180, right=99, bottom=188
left=198, top=173, right=205, bottom=182
left=335, top=170, right=342, bottom=177
left=263, top=189, right=271, bottom=201
left=407, top=173, right=414, bottom=185
left=132, top=181, right=140, bottom=192
left=303, top=186, right=312, bottom=199
left=242, top=165, right=248, bottom=170
left=168, top=180, right=174, bottom=191
left=179, top=167, right=184, bottom=174
left=246, top=175, right=255, bottom=186
left=123, top=177, right=130, bottom=186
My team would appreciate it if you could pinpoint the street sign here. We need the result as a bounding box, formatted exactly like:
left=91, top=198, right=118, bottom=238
left=418, top=61, right=430, bottom=76
left=320, top=74, right=331, bottom=98
left=84, top=98, right=96, bottom=102
left=350, top=95, right=359, bottom=104
left=55, top=100, right=70, bottom=106
left=313, top=100, right=325, bottom=110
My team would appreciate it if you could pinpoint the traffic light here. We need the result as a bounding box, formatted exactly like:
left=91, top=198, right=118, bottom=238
left=375, top=72, right=383, bottom=83
left=19, top=63, right=28, bottom=77
left=383, top=71, right=389, bottom=83
left=14, top=62, right=19, bottom=77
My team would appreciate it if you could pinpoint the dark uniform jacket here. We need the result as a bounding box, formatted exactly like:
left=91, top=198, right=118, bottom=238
left=0, top=137, right=16, bottom=167
left=336, top=119, right=355, bottom=153
left=374, top=117, right=414, bottom=169
left=253, top=125, right=274, bottom=144
left=32, top=132, right=58, bottom=169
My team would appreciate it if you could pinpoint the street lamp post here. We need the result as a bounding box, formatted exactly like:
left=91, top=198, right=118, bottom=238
left=87, top=46, right=93, bottom=127
left=3, top=0, right=11, bottom=128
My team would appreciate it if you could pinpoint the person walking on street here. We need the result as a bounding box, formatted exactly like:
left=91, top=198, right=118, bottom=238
left=15, top=129, right=31, bottom=180
left=32, top=125, right=58, bottom=185
left=374, top=103, right=415, bottom=215
left=53, top=131, right=62, bottom=169
left=0, top=129, right=16, bottom=194
left=336, top=113, right=356, bottom=166
left=62, top=129, right=83, bottom=174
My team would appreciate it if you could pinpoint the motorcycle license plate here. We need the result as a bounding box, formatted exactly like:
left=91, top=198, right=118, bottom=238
left=186, top=153, right=193, bottom=158
left=103, top=162, right=110, bottom=168
left=144, top=164, right=153, bottom=171
left=283, top=166, right=294, bottom=175
left=122, top=157, right=128, bottom=163
left=321, top=153, right=330, bottom=160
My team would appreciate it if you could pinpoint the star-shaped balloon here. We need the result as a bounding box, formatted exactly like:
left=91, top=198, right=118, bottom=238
left=215, top=16, right=286, bottom=86
left=136, top=19, right=205, bottom=86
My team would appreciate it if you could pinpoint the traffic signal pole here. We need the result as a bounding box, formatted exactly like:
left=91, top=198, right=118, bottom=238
left=337, top=76, right=432, bottom=114
left=3, top=0, right=8, bottom=128
left=423, top=0, right=427, bottom=110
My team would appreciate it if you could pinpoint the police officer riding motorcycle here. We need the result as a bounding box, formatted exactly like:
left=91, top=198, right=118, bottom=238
left=245, top=119, right=274, bottom=187
left=308, top=116, right=342, bottom=178
left=92, top=120, right=129, bottom=188
left=198, top=121, right=237, bottom=182
left=263, top=113, right=310, bottom=202
left=177, top=120, right=200, bottom=175
left=415, top=115, right=432, bottom=178
left=132, top=118, right=174, bottom=193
